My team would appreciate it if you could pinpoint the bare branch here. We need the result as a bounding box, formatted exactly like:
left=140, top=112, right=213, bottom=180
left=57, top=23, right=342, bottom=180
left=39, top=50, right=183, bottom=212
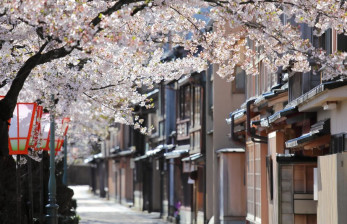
left=169, top=6, right=204, bottom=37
left=131, top=3, right=148, bottom=16
left=83, top=92, right=116, bottom=112
left=0, top=8, right=7, bottom=17
left=0, top=79, right=8, bottom=89
left=90, top=0, right=144, bottom=27
left=90, top=84, right=116, bottom=91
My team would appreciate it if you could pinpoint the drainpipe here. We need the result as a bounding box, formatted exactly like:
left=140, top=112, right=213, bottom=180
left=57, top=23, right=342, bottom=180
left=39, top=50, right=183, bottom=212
left=246, top=99, right=268, bottom=144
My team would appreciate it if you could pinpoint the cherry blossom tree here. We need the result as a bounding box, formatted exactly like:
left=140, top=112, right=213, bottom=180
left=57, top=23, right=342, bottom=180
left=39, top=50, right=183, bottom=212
left=0, top=0, right=208, bottom=157
left=0, top=0, right=346, bottom=158
left=0, top=1, right=346, bottom=222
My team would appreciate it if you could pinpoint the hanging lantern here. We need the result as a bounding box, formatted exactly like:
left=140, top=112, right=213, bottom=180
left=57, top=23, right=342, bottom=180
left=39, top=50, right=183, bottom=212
left=38, top=114, right=70, bottom=152
left=8, top=103, right=38, bottom=155
left=55, top=117, right=70, bottom=152
left=38, top=113, right=51, bottom=150
left=62, top=117, right=70, bottom=136
left=29, top=105, right=43, bottom=149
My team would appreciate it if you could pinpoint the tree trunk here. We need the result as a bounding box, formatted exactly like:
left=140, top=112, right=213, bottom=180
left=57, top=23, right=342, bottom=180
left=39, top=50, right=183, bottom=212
left=0, top=156, right=17, bottom=224
left=0, top=119, right=9, bottom=156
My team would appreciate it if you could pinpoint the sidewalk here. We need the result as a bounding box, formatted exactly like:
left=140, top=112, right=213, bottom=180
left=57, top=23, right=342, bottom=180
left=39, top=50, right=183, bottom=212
left=71, top=185, right=168, bottom=224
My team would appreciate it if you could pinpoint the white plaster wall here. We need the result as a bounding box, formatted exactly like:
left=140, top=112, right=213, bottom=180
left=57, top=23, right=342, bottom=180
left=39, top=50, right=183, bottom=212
left=133, top=190, right=143, bottom=211
left=180, top=207, right=192, bottom=224
left=330, top=100, right=347, bottom=135
left=317, top=108, right=331, bottom=122
left=197, top=211, right=204, bottom=224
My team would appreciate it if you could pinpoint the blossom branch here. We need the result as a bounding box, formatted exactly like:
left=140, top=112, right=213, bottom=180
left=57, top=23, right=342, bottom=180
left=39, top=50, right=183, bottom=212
left=83, top=92, right=117, bottom=112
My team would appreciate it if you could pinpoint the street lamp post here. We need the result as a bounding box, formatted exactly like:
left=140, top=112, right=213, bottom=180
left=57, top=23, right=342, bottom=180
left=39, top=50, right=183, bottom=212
left=58, top=118, right=70, bottom=186
left=63, top=135, right=68, bottom=186
left=46, top=95, right=59, bottom=224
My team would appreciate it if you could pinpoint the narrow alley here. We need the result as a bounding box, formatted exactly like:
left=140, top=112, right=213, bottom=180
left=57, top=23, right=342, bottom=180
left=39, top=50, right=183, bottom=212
left=71, top=186, right=168, bottom=224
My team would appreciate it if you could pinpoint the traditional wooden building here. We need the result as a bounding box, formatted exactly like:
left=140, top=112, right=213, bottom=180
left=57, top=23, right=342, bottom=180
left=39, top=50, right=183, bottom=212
left=86, top=17, right=347, bottom=224
left=104, top=124, right=136, bottom=206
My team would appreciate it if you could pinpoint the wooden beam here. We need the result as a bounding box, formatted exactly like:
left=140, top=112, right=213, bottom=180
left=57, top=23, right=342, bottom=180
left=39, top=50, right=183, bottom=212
left=234, top=116, right=246, bottom=125
left=303, top=135, right=331, bottom=150
left=268, top=93, right=288, bottom=107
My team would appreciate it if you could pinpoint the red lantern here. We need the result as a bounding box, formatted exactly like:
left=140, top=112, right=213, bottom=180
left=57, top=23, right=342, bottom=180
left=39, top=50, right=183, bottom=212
left=8, top=103, right=38, bottom=155
left=38, top=114, right=70, bottom=152
left=62, top=117, right=70, bottom=136
left=38, top=113, right=50, bottom=150
left=55, top=117, right=70, bottom=152
left=29, top=105, right=43, bottom=149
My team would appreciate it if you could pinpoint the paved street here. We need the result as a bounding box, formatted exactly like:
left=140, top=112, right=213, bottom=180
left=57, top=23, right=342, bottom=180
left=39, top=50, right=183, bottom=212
left=71, top=186, right=168, bottom=224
